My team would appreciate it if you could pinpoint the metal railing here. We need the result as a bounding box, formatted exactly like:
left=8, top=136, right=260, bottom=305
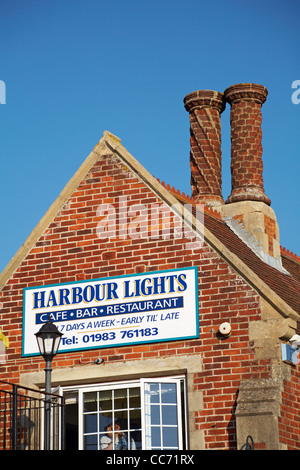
left=0, top=381, right=64, bottom=450
left=240, top=435, right=255, bottom=450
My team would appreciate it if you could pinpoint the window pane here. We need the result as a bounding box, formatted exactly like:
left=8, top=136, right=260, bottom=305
left=151, top=427, right=161, bottom=447
left=114, top=389, right=128, bottom=410
left=161, top=383, right=176, bottom=404
left=84, top=434, right=97, bottom=450
left=129, top=408, right=141, bottom=430
left=84, top=413, right=97, bottom=433
left=116, top=413, right=128, bottom=431
left=162, top=405, right=177, bottom=425
left=130, top=430, right=142, bottom=450
left=98, top=390, right=112, bottom=411
left=162, top=426, right=178, bottom=448
left=149, top=383, right=159, bottom=403
left=150, top=404, right=160, bottom=425
left=99, top=432, right=112, bottom=450
left=129, top=387, right=140, bottom=408
left=113, top=431, right=130, bottom=450
left=99, top=411, right=113, bottom=433
left=84, top=391, right=97, bottom=412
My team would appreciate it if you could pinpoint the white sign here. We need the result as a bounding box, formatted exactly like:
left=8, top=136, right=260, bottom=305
left=22, top=267, right=199, bottom=357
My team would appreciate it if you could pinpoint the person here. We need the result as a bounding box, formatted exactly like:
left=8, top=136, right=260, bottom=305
left=100, top=419, right=136, bottom=450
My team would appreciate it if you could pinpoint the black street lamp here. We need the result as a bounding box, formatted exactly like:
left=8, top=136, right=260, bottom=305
left=35, top=317, right=63, bottom=450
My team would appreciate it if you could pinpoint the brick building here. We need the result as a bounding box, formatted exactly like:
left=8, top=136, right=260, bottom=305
left=0, top=83, right=300, bottom=450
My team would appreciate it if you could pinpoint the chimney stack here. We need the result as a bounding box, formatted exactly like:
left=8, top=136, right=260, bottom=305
left=224, top=83, right=271, bottom=205
left=221, top=83, right=282, bottom=265
left=184, top=90, right=225, bottom=207
left=184, top=83, right=282, bottom=266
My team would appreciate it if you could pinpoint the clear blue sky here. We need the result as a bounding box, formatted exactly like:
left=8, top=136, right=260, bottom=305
left=0, top=0, right=299, bottom=274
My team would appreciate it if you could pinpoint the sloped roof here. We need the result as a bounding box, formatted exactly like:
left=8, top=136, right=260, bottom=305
left=202, top=209, right=300, bottom=316
left=163, top=182, right=300, bottom=318
left=1, top=131, right=299, bottom=322
left=281, top=249, right=300, bottom=283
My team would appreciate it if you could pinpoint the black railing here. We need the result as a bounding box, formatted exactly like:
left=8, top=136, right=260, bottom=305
left=240, top=435, right=255, bottom=450
left=0, top=381, right=64, bottom=450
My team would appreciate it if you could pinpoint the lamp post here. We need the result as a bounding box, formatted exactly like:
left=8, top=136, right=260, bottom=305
left=35, top=317, right=63, bottom=450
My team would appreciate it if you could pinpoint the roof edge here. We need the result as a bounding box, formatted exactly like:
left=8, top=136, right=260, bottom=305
left=281, top=246, right=300, bottom=264
left=0, top=133, right=109, bottom=290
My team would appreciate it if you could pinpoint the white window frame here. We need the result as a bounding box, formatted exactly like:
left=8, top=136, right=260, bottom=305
left=141, top=377, right=184, bottom=450
left=78, top=380, right=141, bottom=450
left=61, top=375, right=187, bottom=450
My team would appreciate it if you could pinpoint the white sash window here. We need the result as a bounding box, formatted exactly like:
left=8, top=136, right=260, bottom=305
left=62, top=376, right=187, bottom=450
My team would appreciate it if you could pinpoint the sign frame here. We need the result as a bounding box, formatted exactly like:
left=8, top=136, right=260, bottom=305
left=22, top=266, right=199, bottom=357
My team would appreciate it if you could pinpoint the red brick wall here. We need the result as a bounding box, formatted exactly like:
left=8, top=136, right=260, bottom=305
left=279, top=370, right=300, bottom=449
left=192, top=244, right=270, bottom=449
left=0, top=151, right=270, bottom=449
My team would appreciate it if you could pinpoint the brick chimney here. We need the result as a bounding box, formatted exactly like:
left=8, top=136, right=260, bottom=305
left=184, top=90, right=225, bottom=207
left=220, top=83, right=282, bottom=267
left=224, top=83, right=271, bottom=205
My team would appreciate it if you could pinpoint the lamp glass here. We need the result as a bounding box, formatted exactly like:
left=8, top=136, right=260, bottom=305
left=35, top=318, right=63, bottom=359
left=52, top=335, right=62, bottom=355
left=44, top=335, right=54, bottom=355
left=36, top=335, right=44, bottom=356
